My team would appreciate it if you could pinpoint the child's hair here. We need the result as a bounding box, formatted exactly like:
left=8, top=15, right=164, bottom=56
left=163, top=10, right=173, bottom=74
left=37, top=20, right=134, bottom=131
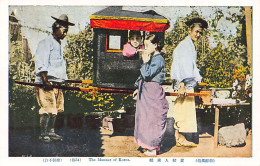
left=146, top=34, right=164, bottom=52
left=129, top=30, right=142, bottom=39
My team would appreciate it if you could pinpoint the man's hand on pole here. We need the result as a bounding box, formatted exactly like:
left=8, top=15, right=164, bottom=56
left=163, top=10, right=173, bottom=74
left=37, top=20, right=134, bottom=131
left=40, top=71, right=53, bottom=90
left=178, top=82, right=187, bottom=98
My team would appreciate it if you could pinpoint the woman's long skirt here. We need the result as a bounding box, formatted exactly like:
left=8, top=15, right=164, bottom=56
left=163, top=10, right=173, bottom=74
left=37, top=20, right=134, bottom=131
left=134, top=81, right=169, bottom=150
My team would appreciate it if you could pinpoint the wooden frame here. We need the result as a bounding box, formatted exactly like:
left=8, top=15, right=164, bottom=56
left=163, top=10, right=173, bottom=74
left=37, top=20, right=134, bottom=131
left=106, top=29, right=128, bottom=52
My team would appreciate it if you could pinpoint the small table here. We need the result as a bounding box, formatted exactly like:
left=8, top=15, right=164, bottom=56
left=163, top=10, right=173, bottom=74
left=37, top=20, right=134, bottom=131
left=203, top=103, right=251, bottom=148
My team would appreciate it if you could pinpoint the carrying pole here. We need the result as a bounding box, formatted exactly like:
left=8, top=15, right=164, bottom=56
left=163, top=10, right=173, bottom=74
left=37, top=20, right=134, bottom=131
left=66, top=80, right=93, bottom=84
left=15, top=81, right=210, bottom=97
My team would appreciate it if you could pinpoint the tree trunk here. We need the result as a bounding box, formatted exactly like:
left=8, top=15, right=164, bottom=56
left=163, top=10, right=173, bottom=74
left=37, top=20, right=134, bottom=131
left=245, top=7, right=252, bottom=73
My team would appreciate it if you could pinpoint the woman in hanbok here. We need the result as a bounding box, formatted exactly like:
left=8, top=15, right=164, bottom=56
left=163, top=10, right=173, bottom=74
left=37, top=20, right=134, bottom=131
left=133, top=34, right=169, bottom=156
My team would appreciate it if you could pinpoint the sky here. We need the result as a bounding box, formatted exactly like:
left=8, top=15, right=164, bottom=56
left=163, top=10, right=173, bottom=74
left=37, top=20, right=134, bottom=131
left=8, top=6, right=244, bottom=55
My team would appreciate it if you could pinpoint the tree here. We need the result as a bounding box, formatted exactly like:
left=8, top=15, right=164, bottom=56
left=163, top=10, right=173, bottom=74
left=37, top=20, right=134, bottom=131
left=203, top=43, right=235, bottom=87
left=9, top=40, right=37, bottom=129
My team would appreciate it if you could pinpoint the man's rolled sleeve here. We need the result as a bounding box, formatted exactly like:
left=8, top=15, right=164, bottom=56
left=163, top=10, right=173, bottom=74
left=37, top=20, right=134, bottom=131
left=35, top=39, right=51, bottom=75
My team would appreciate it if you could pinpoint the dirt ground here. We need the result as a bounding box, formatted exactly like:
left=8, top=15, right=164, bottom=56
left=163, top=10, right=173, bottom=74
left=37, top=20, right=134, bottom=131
left=100, top=128, right=252, bottom=157
left=9, top=117, right=251, bottom=157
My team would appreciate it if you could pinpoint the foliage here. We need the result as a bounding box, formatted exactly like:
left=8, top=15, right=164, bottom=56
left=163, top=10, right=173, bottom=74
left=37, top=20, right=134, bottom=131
left=9, top=41, right=36, bottom=82
left=22, top=25, right=51, bottom=34
left=202, top=43, right=235, bottom=88
left=64, top=26, right=93, bottom=81
left=9, top=41, right=38, bottom=128
left=231, top=66, right=252, bottom=102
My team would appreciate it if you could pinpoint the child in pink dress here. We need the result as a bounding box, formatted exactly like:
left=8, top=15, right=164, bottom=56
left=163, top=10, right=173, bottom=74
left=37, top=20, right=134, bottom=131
left=123, top=31, right=144, bottom=58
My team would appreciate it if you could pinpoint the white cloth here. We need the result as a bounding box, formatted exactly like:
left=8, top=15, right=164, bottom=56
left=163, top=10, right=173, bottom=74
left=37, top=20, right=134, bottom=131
left=35, top=35, right=68, bottom=83
left=211, top=98, right=237, bottom=104
left=162, top=85, right=177, bottom=118
left=171, top=35, right=202, bottom=89
left=171, top=36, right=201, bottom=133
left=173, top=88, right=197, bottom=132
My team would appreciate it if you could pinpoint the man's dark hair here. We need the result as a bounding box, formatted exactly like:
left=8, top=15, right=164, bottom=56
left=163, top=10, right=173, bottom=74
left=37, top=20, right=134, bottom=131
left=190, top=23, right=204, bottom=30
left=185, top=17, right=208, bottom=29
